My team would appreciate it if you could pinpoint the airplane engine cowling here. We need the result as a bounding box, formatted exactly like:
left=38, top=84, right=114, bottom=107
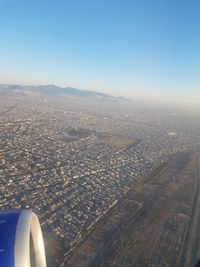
left=0, top=210, right=46, bottom=267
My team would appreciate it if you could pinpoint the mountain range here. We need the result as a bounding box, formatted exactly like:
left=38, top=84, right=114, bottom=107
left=0, top=84, right=128, bottom=102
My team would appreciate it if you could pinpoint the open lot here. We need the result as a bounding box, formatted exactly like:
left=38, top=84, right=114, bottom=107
left=100, top=136, right=135, bottom=149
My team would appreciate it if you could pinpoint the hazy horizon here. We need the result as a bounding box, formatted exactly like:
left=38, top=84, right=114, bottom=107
left=0, top=0, right=200, bottom=103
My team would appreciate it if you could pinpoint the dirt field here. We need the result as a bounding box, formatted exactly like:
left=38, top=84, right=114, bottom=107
left=101, top=137, right=135, bottom=149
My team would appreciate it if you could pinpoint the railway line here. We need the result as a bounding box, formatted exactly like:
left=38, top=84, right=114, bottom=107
left=179, top=154, right=200, bottom=267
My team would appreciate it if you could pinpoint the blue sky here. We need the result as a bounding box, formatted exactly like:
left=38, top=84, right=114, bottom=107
left=0, top=0, right=200, bottom=102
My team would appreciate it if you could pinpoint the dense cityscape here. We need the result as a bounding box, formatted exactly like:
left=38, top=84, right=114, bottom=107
left=1, top=0, right=200, bottom=265
left=0, top=88, right=200, bottom=266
